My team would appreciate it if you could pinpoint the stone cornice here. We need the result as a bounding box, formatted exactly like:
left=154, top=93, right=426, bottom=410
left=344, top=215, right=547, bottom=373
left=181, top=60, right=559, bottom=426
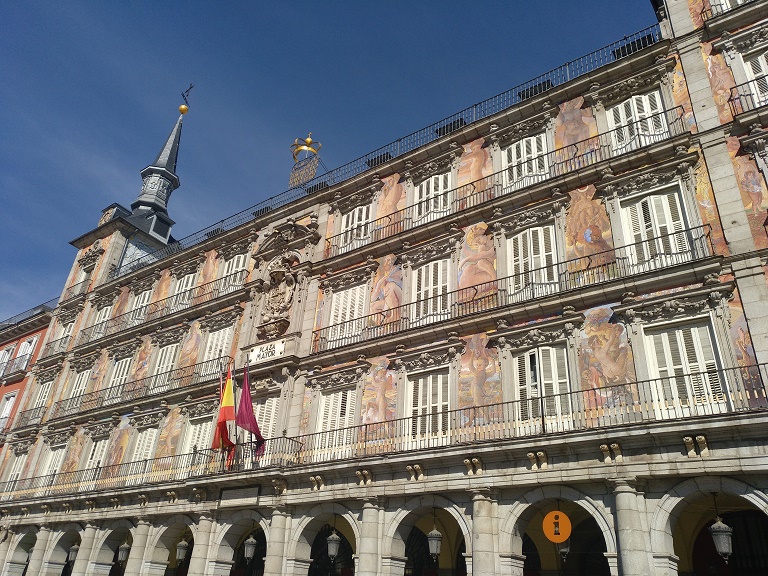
left=487, top=111, right=554, bottom=149
left=107, top=337, right=144, bottom=360
left=614, top=283, right=735, bottom=324
left=151, top=326, right=188, bottom=348
left=254, top=215, right=321, bottom=264
left=170, top=254, right=205, bottom=279
left=489, top=314, right=585, bottom=352
left=308, top=358, right=371, bottom=391
left=183, top=399, right=217, bottom=420
left=32, top=363, right=62, bottom=384
left=597, top=153, right=698, bottom=199
left=85, top=420, right=116, bottom=439
left=330, top=182, right=381, bottom=215
left=68, top=352, right=101, bottom=373
left=389, top=336, right=465, bottom=372
left=78, top=241, right=105, bottom=271
left=128, top=275, right=157, bottom=296
left=403, top=144, right=463, bottom=186
left=130, top=411, right=165, bottom=430
left=56, top=303, right=84, bottom=326
left=490, top=200, right=562, bottom=238
left=198, top=307, right=243, bottom=333
left=43, top=427, right=75, bottom=447
left=583, top=56, right=676, bottom=109
left=399, top=228, right=463, bottom=268
left=714, top=23, right=768, bottom=55
left=216, top=234, right=256, bottom=262
left=320, top=258, right=379, bottom=292
left=89, top=291, right=117, bottom=311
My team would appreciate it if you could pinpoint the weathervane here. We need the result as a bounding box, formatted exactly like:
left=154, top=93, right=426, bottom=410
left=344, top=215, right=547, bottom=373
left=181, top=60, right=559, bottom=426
left=179, top=83, right=194, bottom=115
left=289, top=133, right=324, bottom=188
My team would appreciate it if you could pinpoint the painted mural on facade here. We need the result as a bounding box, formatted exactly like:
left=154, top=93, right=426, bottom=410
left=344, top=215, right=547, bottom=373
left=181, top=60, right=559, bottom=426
left=59, top=428, right=88, bottom=474
left=727, top=136, right=768, bottom=249
left=578, top=305, right=637, bottom=406
left=727, top=288, right=763, bottom=405
left=694, top=159, right=729, bottom=255
left=112, top=287, right=131, bottom=319
left=458, top=334, right=501, bottom=411
left=129, top=337, right=153, bottom=381
left=154, top=407, right=184, bottom=460
left=369, top=254, right=403, bottom=326
left=102, top=417, right=132, bottom=469
left=458, top=138, right=493, bottom=185
left=375, top=173, right=406, bottom=220
left=687, top=0, right=711, bottom=29
left=672, top=56, right=697, bottom=132
left=151, top=270, right=172, bottom=303
left=361, top=356, right=397, bottom=426
left=458, top=223, right=496, bottom=301
left=198, top=250, right=218, bottom=286
left=299, top=387, right=312, bottom=436
left=323, top=211, right=336, bottom=259
left=702, top=42, right=736, bottom=125
left=554, top=96, right=598, bottom=168
left=564, top=185, right=614, bottom=266
left=88, top=350, right=111, bottom=393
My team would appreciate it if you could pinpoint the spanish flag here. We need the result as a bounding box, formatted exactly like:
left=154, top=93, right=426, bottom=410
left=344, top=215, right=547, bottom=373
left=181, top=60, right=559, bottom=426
left=212, top=364, right=236, bottom=450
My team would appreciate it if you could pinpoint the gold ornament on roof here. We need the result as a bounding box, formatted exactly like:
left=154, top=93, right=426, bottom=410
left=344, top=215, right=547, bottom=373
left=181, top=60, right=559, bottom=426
left=291, top=133, right=322, bottom=163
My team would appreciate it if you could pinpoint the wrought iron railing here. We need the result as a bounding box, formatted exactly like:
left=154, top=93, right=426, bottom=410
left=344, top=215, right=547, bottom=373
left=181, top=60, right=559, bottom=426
left=60, top=279, right=90, bottom=303
left=326, top=107, right=686, bottom=257
left=316, top=225, right=713, bottom=352
left=702, top=0, right=758, bottom=21
left=78, top=270, right=247, bottom=347
left=108, top=25, right=663, bottom=280
left=51, top=357, right=231, bottom=420
left=40, top=336, right=71, bottom=359
left=729, top=77, right=768, bottom=116
left=1, top=364, right=766, bottom=502
left=2, top=354, right=31, bottom=377
left=14, top=406, right=46, bottom=429
left=0, top=298, right=57, bottom=333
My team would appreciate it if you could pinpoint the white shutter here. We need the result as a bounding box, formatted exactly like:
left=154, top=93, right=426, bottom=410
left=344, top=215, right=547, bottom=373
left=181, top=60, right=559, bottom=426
left=414, top=172, right=451, bottom=223
left=130, top=290, right=153, bottom=322
left=203, top=326, right=234, bottom=363
left=0, top=347, right=13, bottom=368
left=504, top=133, right=548, bottom=189
left=340, top=205, right=372, bottom=253
left=513, top=350, right=538, bottom=421
left=84, top=439, right=108, bottom=469
left=224, top=254, right=247, bottom=276
left=183, top=419, right=212, bottom=453
left=71, top=369, right=92, bottom=398
left=253, top=396, right=279, bottom=439
left=33, top=380, right=53, bottom=408
left=94, top=305, right=113, bottom=324
left=173, top=273, right=197, bottom=307
left=410, top=370, right=450, bottom=438
left=105, top=357, right=132, bottom=404
left=746, top=51, right=768, bottom=105
left=6, top=453, right=28, bottom=484
left=16, top=337, right=37, bottom=358
left=132, top=428, right=158, bottom=462
left=317, top=389, right=357, bottom=432
left=42, top=448, right=65, bottom=477
left=327, top=284, right=367, bottom=344
left=61, top=322, right=74, bottom=339
left=507, top=226, right=557, bottom=296
left=539, top=346, right=570, bottom=417
left=608, top=90, right=666, bottom=152
left=623, top=191, right=688, bottom=267
left=413, top=259, right=449, bottom=323
left=151, top=343, right=179, bottom=394
left=0, top=394, right=16, bottom=419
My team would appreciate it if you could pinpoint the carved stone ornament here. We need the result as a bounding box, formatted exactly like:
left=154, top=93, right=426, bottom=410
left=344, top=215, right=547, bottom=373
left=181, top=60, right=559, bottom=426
left=217, top=236, right=254, bottom=262
left=391, top=339, right=466, bottom=372
left=44, top=429, right=74, bottom=447
left=308, top=360, right=371, bottom=391
left=86, top=421, right=116, bottom=439
left=90, top=291, right=117, bottom=311
left=107, top=337, right=144, bottom=360
left=199, top=307, right=243, bottom=333
left=403, top=147, right=462, bottom=186
left=492, top=204, right=560, bottom=237
left=718, top=25, right=768, bottom=55
left=600, top=163, right=690, bottom=200
left=488, top=113, right=552, bottom=149
left=619, top=292, right=729, bottom=324
left=331, top=185, right=378, bottom=215
left=185, top=400, right=217, bottom=419
left=400, top=232, right=461, bottom=269
left=152, top=326, right=188, bottom=348
left=69, top=352, right=100, bottom=373
left=321, top=258, right=379, bottom=293
left=255, top=215, right=321, bottom=262
left=129, top=275, right=157, bottom=296
left=584, top=58, right=675, bottom=108
left=11, top=439, right=34, bottom=457
left=56, top=302, right=84, bottom=325
left=130, top=412, right=164, bottom=430
left=495, top=325, right=575, bottom=352
left=170, top=256, right=203, bottom=279
left=261, top=258, right=297, bottom=323
left=78, top=240, right=105, bottom=271
left=34, top=364, right=62, bottom=384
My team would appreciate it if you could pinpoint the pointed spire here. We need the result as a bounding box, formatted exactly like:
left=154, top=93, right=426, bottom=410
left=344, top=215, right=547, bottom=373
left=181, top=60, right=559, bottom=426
left=151, top=114, right=183, bottom=175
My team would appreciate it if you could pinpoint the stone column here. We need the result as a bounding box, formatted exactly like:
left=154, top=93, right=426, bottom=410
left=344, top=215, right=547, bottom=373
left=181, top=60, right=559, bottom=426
left=25, top=524, right=51, bottom=576
left=612, top=479, right=652, bottom=576
left=263, top=507, right=288, bottom=576
left=0, top=528, right=14, bottom=568
left=71, top=522, right=98, bottom=575
left=356, top=499, right=381, bottom=576
left=470, top=489, right=496, bottom=574
left=123, top=518, right=151, bottom=576
left=187, top=512, right=214, bottom=576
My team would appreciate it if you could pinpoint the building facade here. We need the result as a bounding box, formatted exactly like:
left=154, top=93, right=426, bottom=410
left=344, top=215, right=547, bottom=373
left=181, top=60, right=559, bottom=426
left=1, top=1, right=768, bottom=574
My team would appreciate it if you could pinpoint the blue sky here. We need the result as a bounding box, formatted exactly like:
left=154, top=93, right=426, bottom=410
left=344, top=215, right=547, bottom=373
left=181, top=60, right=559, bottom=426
left=0, top=1, right=657, bottom=320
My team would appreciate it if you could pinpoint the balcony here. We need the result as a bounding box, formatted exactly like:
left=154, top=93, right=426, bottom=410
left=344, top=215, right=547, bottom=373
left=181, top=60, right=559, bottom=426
left=51, top=357, right=230, bottom=421
left=325, top=107, right=686, bottom=257
left=59, top=279, right=90, bottom=304
left=40, top=335, right=71, bottom=360
left=702, top=0, right=757, bottom=20
left=1, top=363, right=766, bottom=503
left=315, top=225, right=714, bottom=353
left=1, top=354, right=31, bottom=378
left=13, top=406, right=46, bottom=429
left=78, top=270, right=247, bottom=348
left=729, top=78, right=768, bottom=116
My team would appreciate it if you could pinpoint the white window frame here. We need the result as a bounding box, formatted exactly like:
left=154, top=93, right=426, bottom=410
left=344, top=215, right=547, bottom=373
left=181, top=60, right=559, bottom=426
left=506, top=225, right=558, bottom=302
left=104, top=357, right=133, bottom=405
left=412, top=258, right=451, bottom=326
left=132, top=428, right=158, bottom=462
left=173, top=273, right=197, bottom=308
left=326, top=284, right=368, bottom=348
left=183, top=418, right=213, bottom=453
left=607, top=90, right=668, bottom=153
left=0, top=393, right=17, bottom=428
left=70, top=369, right=92, bottom=399
left=511, top=345, right=571, bottom=434
left=413, top=172, right=452, bottom=224
left=130, top=289, right=153, bottom=322
left=339, top=205, right=373, bottom=254
left=202, top=326, right=234, bottom=366
left=744, top=48, right=768, bottom=108
left=502, top=133, right=549, bottom=191
left=408, top=369, right=450, bottom=447
left=151, top=343, right=180, bottom=394
left=222, top=254, right=248, bottom=293
left=312, top=388, right=358, bottom=460
left=33, top=380, right=53, bottom=409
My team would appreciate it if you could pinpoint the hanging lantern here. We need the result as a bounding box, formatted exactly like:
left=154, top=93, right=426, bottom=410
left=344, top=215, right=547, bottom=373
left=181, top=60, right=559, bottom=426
left=244, top=534, right=258, bottom=561
left=176, top=538, right=189, bottom=562
left=427, top=526, right=443, bottom=559
left=68, top=543, right=80, bottom=565
left=326, top=529, right=341, bottom=560
left=118, top=541, right=131, bottom=564
left=556, top=538, right=570, bottom=561
left=709, top=517, right=733, bottom=564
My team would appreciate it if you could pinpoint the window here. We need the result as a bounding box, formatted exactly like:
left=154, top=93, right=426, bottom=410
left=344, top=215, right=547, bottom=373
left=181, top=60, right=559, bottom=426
left=253, top=396, right=279, bottom=440
left=104, top=357, right=132, bottom=405
left=70, top=369, right=92, bottom=399
left=507, top=226, right=558, bottom=301
left=409, top=370, right=450, bottom=443
left=4, top=453, right=28, bottom=486
left=646, top=321, right=727, bottom=417
left=607, top=90, right=667, bottom=153
left=132, top=428, right=158, bottom=462
left=621, top=189, right=690, bottom=271
left=0, top=346, right=14, bottom=373
left=84, top=438, right=108, bottom=470
left=413, top=259, right=450, bottom=325
left=202, top=326, right=234, bottom=366
left=512, top=345, right=571, bottom=431
left=314, top=388, right=357, bottom=458
left=41, top=447, right=65, bottom=477
left=172, top=273, right=197, bottom=308
left=130, top=289, right=153, bottom=322
left=33, top=380, right=53, bottom=409
left=0, top=393, right=17, bottom=429
left=15, top=336, right=37, bottom=359
left=745, top=49, right=768, bottom=107
left=327, top=284, right=367, bottom=347
left=94, top=305, right=113, bottom=325
left=339, top=205, right=372, bottom=254
left=503, top=133, right=549, bottom=191
left=91, top=305, right=113, bottom=340
left=61, top=322, right=74, bottom=340
left=150, top=343, right=180, bottom=393
left=414, top=172, right=452, bottom=224
left=183, top=419, right=212, bottom=453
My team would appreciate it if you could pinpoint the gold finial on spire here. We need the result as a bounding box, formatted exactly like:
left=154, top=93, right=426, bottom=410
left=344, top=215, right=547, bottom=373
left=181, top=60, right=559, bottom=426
left=291, top=133, right=322, bottom=163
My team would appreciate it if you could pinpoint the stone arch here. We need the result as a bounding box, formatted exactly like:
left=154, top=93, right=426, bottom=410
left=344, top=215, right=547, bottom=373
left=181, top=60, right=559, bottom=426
left=91, top=518, right=136, bottom=565
left=381, top=493, right=472, bottom=560
left=498, top=485, right=617, bottom=557
left=650, top=476, right=768, bottom=556
left=145, top=513, right=198, bottom=564
left=211, top=509, right=270, bottom=562
left=286, top=501, right=361, bottom=566
left=45, top=523, right=84, bottom=567
left=6, top=527, right=37, bottom=566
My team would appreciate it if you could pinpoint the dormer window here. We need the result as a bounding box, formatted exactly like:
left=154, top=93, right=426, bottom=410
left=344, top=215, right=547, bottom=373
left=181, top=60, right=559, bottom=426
left=414, top=172, right=452, bottom=224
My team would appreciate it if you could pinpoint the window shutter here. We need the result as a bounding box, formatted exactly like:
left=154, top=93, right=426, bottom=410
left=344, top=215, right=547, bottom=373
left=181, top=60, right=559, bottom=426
left=131, top=290, right=152, bottom=318
left=253, top=396, right=279, bottom=439
left=42, top=448, right=65, bottom=477
left=317, top=389, right=357, bottom=433
left=328, top=284, right=366, bottom=342
left=747, top=51, right=768, bottom=103
left=6, top=453, right=28, bottom=484
left=133, top=428, right=158, bottom=462
left=224, top=254, right=247, bottom=276
left=410, top=370, right=449, bottom=437
left=109, top=357, right=133, bottom=389
left=0, top=394, right=16, bottom=419
left=184, top=419, right=212, bottom=453
left=623, top=191, right=688, bottom=265
left=62, top=322, right=74, bottom=339
left=34, top=380, right=53, bottom=409
left=203, top=326, right=234, bottom=363
left=156, top=344, right=179, bottom=374
left=71, top=370, right=92, bottom=398
left=413, top=259, right=449, bottom=322
left=85, top=439, right=108, bottom=469
left=414, top=172, right=451, bottom=222
left=340, top=205, right=372, bottom=253
left=94, top=305, right=113, bottom=325
left=173, top=273, right=197, bottom=307
left=16, top=337, right=36, bottom=358
left=504, top=134, right=548, bottom=187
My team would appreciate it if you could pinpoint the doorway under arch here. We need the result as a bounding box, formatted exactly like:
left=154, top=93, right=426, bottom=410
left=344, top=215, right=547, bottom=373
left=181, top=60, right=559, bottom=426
left=229, top=528, right=267, bottom=576
left=307, top=524, right=354, bottom=576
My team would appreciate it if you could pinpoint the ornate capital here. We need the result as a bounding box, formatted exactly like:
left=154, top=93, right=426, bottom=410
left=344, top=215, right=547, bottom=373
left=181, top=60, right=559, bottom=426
left=130, top=411, right=164, bottom=430
left=400, top=231, right=461, bottom=268
left=34, top=364, right=62, bottom=384
left=170, top=257, right=203, bottom=279
left=86, top=420, right=116, bottom=439
left=330, top=185, right=378, bottom=215
left=44, top=428, right=74, bottom=447
left=403, top=148, right=462, bottom=186
left=152, top=326, right=188, bottom=348
left=129, top=275, right=157, bottom=296
left=199, top=307, right=242, bottom=333
left=308, top=360, right=370, bottom=391
left=390, top=338, right=465, bottom=372
left=11, top=439, right=34, bottom=457
left=78, top=241, right=104, bottom=271
left=90, top=291, right=117, bottom=311
left=585, top=58, right=675, bottom=108
left=491, top=204, right=560, bottom=237
left=320, top=258, right=379, bottom=292
left=107, top=337, right=144, bottom=360
left=69, top=352, right=100, bottom=373
left=217, top=236, right=254, bottom=262
left=616, top=287, right=731, bottom=324
left=56, top=302, right=84, bottom=325
left=184, top=399, right=217, bottom=419
left=487, top=113, right=552, bottom=149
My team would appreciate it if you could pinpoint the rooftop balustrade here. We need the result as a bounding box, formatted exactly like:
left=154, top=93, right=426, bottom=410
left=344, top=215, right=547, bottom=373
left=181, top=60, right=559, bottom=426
left=51, top=357, right=230, bottom=420
left=315, top=225, right=714, bottom=353
left=0, top=298, right=57, bottom=333
left=78, top=270, right=247, bottom=348
left=1, top=363, right=765, bottom=502
left=702, top=0, right=759, bottom=20
left=326, top=107, right=686, bottom=257
left=729, top=77, right=768, bottom=116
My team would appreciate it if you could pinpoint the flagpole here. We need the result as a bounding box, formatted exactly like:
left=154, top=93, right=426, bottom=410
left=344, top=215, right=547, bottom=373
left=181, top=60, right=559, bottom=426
left=217, top=348, right=225, bottom=471
left=232, top=357, right=239, bottom=468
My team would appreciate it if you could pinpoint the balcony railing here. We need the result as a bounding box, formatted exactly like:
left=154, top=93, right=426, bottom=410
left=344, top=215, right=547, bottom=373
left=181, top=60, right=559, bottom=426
left=60, top=279, right=90, bottom=303
left=40, top=336, right=71, bottom=359
left=51, top=357, right=231, bottom=420
left=316, top=225, right=713, bottom=352
left=729, top=77, right=768, bottom=116
left=702, top=0, right=757, bottom=20
left=2, top=354, right=31, bottom=378
left=326, top=107, right=686, bottom=257
left=1, top=364, right=766, bottom=502
left=14, top=406, right=46, bottom=429
left=0, top=298, right=57, bottom=333
left=109, top=25, right=662, bottom=281
left=78, top=270, right=247, bottom=347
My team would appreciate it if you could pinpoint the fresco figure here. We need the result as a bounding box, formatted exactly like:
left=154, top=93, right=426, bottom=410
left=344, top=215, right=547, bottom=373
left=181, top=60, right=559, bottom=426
left=130, top=337, right=152, bottom=381
left=564, top=186, right=614, bottom=268
left=369, top=255, right=403, bottom=326
left=458, top=224, right=496, bottom=295
left=361, top=357, right=396, bottom=426
left=702, top=42, right=735, bottom=124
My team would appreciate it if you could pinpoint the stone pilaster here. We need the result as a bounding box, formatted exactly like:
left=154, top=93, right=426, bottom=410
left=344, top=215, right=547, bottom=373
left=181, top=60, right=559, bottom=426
left=470, top=489, right=496, bottom=574
left=187, top=512, right=214, bottom=576
left=123, top=518, right=151, bottom=576
left=71, top=522, right=98, bottom=575
left=356, top=498, right=382, bottom=576
left=25, top=525, right=51, bottom=576
left=263, top=507, right=289, bottom=576
left=611, top=479, right=652, bottom=576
